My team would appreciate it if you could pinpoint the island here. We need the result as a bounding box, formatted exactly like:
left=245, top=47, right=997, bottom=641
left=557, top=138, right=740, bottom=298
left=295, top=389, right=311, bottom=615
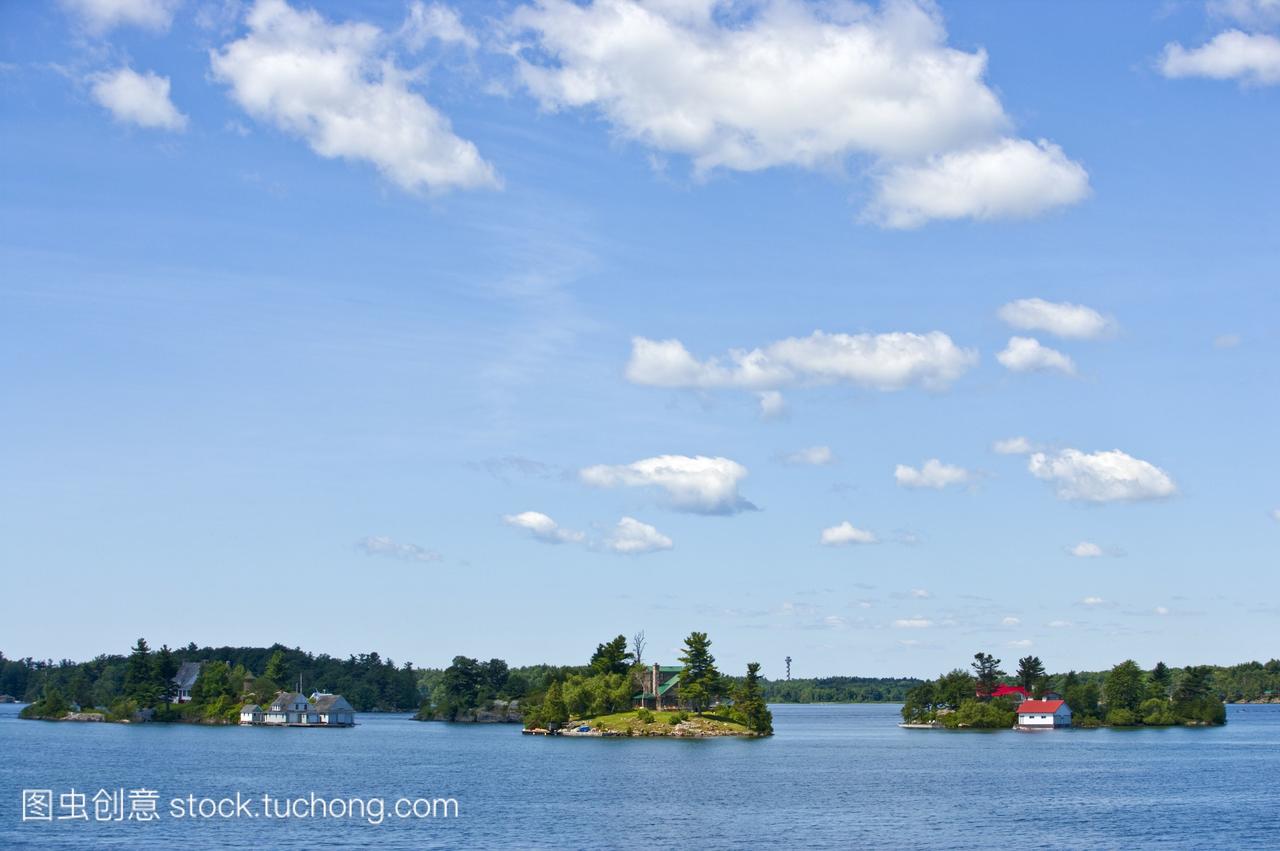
left=899, top=651, right=1228, bottom=730
left=414, top=631, right=773, bottom=737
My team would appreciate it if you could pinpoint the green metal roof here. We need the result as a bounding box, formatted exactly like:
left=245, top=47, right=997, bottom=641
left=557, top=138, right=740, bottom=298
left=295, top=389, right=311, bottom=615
left=657, top=674, right=680, bottom=695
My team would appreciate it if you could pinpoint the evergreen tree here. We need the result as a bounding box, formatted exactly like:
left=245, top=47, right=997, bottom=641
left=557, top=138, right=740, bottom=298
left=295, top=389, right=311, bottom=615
left=1103, top=660, right=1145, bottom=714
left=733, top=662, right=773, bottom=734
left=124, top=638, right=159, bottom=706
left=264, top=649, right=287, bottom=685
left=1016, top=655, right=1046, bottom=692
left=589, top=635, right=633, bottom=676
left=153, top=645, right=178, bottom=706
left=971, top=652, right=1004, bottom=699
left=678, top=631, right=723, bottom=713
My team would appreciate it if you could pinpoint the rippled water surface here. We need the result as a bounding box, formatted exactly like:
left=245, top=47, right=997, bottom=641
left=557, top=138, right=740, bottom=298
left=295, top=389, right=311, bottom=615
left=2, top=701, right=1278, bottom=848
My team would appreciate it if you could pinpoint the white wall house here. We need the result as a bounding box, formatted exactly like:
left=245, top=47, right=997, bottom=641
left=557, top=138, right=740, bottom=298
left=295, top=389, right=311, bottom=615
left=311, top=693, right=356, bottom=726
left=239, top=704, right=263, bottom=725
left=171, top=662, right=201, bottom=704
left=1016, top=699, right=1072, bottom=729
left=264, top=692, right=317, bottom=725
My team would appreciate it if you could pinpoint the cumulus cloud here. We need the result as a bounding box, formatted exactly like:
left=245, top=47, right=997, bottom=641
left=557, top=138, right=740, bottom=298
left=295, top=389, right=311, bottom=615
left=61, top=0, right=179, bottom=33
left=894, top=458, right=971, bottom=489
left=993, top=436, right=1033, bottom=455
left=782, top=446, right=835, bottom=466
left=502, top=510, right=585, bottom=543
left=756, top=390, right=786, bottom=419
left=868, top=138, right=1090, bottom=228
left=357, top=535, right=442, bottom=562
left=1068, top=541, right=1104, bottom=558
left=211, top=0, right=499, bottom=193
left=1212, top=0, right=1280, bottom=28
left=1028, top=448, right=1177, bottom=503
left=997, top=337, right=1076, bottom=375
left=1081, top=596, right=1105, bottom=606
left=89, top=67, right=188, bottom=131
left=997, top=298, right=1114, bottom=339
left=1160, top=30, right=1280, bottom=85
left=398, top=1, right=478, bottom=51
left=605, top=516, right=673, bottom=554
left=626, top=331, right=978, bottom=394
left=893, top=617, right=932, bottom=628
left=509, top=0, right=1088, bottom=227
left=580, top=454, right=753, bottom=514
left=820, top=521, right=877, bottom=546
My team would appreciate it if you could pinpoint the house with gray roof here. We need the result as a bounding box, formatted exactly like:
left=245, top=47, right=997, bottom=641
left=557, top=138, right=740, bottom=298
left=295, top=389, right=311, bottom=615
left=264, top=691, right=316, bottom=725
left=310, top=693, right=355, bottom=726
left=171, top=661, right=202, bottom=704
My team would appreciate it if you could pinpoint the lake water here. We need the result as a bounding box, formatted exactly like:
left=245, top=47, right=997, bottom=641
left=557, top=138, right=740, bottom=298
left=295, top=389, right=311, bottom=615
left=2, top=701, right=1278, bottom=849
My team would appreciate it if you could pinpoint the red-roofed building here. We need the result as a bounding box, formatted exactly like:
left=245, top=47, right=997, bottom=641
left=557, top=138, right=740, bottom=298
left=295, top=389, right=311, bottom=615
left=1016, top=699, right=1072, bottom=729
left=990, top=684, right=1030, bottom=703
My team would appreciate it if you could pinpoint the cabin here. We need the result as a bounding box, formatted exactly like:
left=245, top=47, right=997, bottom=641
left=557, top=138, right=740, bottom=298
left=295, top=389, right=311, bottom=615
left=171, top=662, right=202, bottom=703
left=239, top=704, right=263, bottom=725
left=633, top=663, right=682, bottom=711
left=311, top=693, right=355, bottom=727
left=264, top=691, right=317, bottom=725
left=1016, top=699, right=1072, bottom=729
left=990, top=684, right=1030, bottom=703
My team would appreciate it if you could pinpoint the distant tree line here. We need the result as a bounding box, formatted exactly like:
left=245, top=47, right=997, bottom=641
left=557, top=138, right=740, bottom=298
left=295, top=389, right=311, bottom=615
left=902, top=652, right=1236, bottom=728
left=7, top=640, right=421, bottom=721
left=760, top=676, right=924, bottom=703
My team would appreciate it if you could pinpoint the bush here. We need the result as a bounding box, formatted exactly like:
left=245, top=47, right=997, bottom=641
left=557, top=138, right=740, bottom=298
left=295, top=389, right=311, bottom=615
left=667, top=713, right=683, bottom=725
left=1141, top=698, right=1177, bottom=726
left=1075, top=716, right=1103, bottom=728
left=636, top=708, right=653, bottom=724
left=1105, top=708, right=1137, bottom=726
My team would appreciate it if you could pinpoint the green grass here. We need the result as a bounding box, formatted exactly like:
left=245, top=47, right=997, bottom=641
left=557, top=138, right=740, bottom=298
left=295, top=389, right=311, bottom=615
left=573, top=710, right=754, bottom=736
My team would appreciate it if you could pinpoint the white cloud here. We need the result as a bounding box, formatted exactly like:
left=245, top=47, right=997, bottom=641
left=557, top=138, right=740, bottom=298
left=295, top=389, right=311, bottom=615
left=626, top=331, right=977, bottom=393
left=1160, top=30, right=1280, bottom=85
left=993, top=436, right=1033, bottom=455
left=580, top=454, right=753, bottom=514
left=868, top=138, right=1090, bottom=228
left=910, top=588, right=930, bottom=599
left=757, top=390, right=786, bottom=419
left=357, top=535, right=441, bottom=562
left=820, top=521, right=877, bottom=547
left=399, top=2, right=477, bottom=51
left=605, top=516, right=673, bottom=555
left=89, top=67, right=188, bottom=131
left=1048, top=619, right=1073, bottom=628
left=1029, top=448, right=1177, bottom=503
left=211, top=0, right=499, bottom=193
left=1008, top=639, right=1033, bottom=648
left=510, top=0, right=1087, bottom=227
left=1273, top=508, right=1280, bottom=522
left=997, top=336, right=1076, bottom=375
left=894, top=458, right=972, bottom=489
left=61, top=0, right=179, bottom=33
left=893, top=617, right=933, bottom=629
left=1001, top=616, right=1021, bottom=626
left=1213, top=333, right=1242, bottom=348
left=502, top=510, right=585, bottom=543
left=1212, top=0, right=1280, bottom=28
left=1081, top=596, right=1105, bottom=606
left=1154, top=605, right=1171, bottom=616
left=997, top=298, right=1114, bottom=340
left=782, top=445, right=835, bottom=466
left=1069, top=541, right=1104, bottom=558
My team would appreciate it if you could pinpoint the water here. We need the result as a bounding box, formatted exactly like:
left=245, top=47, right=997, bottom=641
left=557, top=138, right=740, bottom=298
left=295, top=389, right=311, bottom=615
left=2, top=701, right=1278, bottom=849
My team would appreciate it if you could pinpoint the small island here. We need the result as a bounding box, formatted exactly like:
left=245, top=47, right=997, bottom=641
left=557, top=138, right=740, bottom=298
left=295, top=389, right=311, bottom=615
left=900, top=651, right=1228, bottom=730
left=415, top=631, right=772, bottom=737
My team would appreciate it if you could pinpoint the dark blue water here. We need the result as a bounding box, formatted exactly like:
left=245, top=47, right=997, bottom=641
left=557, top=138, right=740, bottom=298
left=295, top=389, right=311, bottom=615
left=2, top=702, right=1277, bottom=848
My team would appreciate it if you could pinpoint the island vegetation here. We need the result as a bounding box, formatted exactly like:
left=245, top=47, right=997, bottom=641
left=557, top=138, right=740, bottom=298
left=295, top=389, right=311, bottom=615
left=901, top=652, right=1230, bottom=729
left=9, top=639, right=419, bottom=723
left=415, top=630, right=773, bottom=736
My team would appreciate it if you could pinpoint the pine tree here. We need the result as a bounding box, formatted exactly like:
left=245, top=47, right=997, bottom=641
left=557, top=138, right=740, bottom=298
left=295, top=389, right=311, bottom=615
left=153, top=645, right=178, bottom=705
left=1016, top=655, right=1046, bottom=692
left=678, top=631, right=723, bottom=714
left=124, top=638, right=158, bottom=706
left=733, top=662, right=773, bottom=734
left=971, top=652, right=1004, bottom=699
left=264, top=649, right=287, bottom=685
left=590, top=635, right=633, bottom=676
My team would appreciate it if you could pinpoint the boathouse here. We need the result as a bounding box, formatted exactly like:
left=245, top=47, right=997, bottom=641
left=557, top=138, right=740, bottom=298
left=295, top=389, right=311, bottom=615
left=1016, top=699, right=1072, bottom=729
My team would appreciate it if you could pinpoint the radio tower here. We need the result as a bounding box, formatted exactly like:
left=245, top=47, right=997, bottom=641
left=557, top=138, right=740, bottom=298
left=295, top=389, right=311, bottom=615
left=785, top=656, right=792, bottom=681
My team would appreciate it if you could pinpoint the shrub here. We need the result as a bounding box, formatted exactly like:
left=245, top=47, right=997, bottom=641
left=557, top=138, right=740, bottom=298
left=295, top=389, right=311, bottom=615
left=667, top=713, right=683, bottom=725
left=1106, top=708, right=1137, bottom=726
left=636, top=708, right=653, bottom=724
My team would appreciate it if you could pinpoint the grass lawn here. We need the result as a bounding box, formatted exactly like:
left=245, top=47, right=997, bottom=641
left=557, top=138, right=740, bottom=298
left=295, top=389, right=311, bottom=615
left=572, top=710, right=756, bottom=736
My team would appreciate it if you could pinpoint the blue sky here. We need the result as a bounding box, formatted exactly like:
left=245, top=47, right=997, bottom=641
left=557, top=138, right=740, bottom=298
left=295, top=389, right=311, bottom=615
left=1, top=0, right=1277, bottom=678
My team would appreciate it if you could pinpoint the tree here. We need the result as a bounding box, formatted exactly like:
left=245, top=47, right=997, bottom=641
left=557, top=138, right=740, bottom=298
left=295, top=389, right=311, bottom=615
left=678, top=631, right=723, bottom=713
left=936, top=669, right=976, bottom=709
left=971, top=652, right=1004, bottom=699
left=631, top=631, right=647, bottom=667
left=1016, top=656, right=1046, bottom=692
left=153, top=645, right=178, bottom=706
left=264, top=649, right=288, bottom=685
left=590, top=635, right=633, bottom=676
left=483, top=658, right=510, bottom=698
left=124, top=638, right=159, bottom=706
left=1103, top=660, right=1145, bottom=714
left=438, top=656, right=483, bottom=720
left=733, top=663, right=773, bottom=734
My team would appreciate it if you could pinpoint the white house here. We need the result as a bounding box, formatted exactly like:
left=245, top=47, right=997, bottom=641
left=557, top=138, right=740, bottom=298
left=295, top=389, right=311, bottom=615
left=264, top=691, right=317, bottom=725
left=239, top=704, right=263, bottom=725
left=171, top=662, right=201, bottom=704
left=1016, top=699, right=1072, bottom=729
left=311, top=693, right=356, bottom=726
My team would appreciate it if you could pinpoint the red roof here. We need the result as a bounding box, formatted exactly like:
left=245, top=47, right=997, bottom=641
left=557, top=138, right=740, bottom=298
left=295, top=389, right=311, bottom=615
left=1017, top=700, right=1066, bottom=714
left=992, top=685, right=1030, bottom=698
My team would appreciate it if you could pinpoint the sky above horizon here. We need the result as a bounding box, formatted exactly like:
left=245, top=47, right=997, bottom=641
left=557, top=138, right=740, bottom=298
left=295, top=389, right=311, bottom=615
left=2, top=0, right=1277, bottom=679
